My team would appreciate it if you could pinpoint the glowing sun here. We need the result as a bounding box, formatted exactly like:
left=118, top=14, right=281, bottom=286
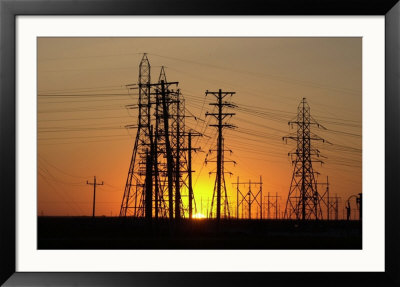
left=193, top=213, right=206, bottom=219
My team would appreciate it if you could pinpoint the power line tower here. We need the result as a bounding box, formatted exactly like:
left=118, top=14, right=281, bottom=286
left=151, top=67, right=192, bottom=221
left=264, top=192, right=280, bottom=220
left=153, top=69, right=202, bottom=220
left=119, top=54, right=151, bottom=217
left=327, top=193, right=341, bottom=220
left=151, top=79, right=179, bottom=220
left=152, top=67, right=174, bottom=219
left=318, top=176, right=340, bottom=220
left=205, top=89, right=236, bottom=221
left=119, top=57, right=182, bottom=220
left=170, top=89, right=186, bottom=220
left=119, top=56, right=200, bottom=221
left=283, top=98, right=326, bottom=221
left=233, top=176, right=263, bottom=219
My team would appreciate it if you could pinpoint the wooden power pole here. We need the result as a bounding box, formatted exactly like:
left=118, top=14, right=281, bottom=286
left=87, top=176, right=104, bottom=218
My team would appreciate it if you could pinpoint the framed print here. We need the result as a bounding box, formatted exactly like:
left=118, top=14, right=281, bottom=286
left=1, top=0, right=400, bottom=286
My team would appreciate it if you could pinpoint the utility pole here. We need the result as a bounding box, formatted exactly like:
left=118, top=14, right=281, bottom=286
left=151, top=70, right=179, bottom=220
left=160, top=80, right=175, bottom=220
left=260, top=176, right=263, bottom=219
left=181, top=130, right=202, bottom=219
left=188, top=132, right=193, bottom=219
left=145, top=147, right=153, bottom=220
left=153, top=116, right=159, bottom=220
left=87, top=176, right=104, bottom=218
left=205, top=89, right=236, bottom=222
left=150, top=67, right=185, bottom=221
left=175, top=92, right=181, bottom=220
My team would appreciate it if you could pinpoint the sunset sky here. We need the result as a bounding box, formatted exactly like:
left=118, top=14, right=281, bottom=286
left=37, top=37, right=361, bottom=219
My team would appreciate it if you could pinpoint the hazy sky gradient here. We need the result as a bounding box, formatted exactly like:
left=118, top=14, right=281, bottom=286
left=37, top=37, right=361, bottom=218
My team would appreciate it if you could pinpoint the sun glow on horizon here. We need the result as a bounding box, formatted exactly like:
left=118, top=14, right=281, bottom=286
left=193, top=213, right=206, bottom=219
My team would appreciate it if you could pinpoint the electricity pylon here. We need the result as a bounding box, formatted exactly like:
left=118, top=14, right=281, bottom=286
left=119, top=56, right=200, bottom=221
left=150, top=67, right=190, bottom=220
left=119, top=56, right=183, bottom=220
left=283, top=98, right=326, bottom=221
left=150, top=79, right=179, bottom=220
left=119, top=54, right=151, bottom=217
left=205, top=89, right=236, bottom=221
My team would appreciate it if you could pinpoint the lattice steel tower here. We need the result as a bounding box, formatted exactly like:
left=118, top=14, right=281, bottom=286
left=119, top=54, right=151, bottom=217
left=283, top=98, right=326, bottom=220
left=205, top=89, right=236, bottom=221
left=120, top=56, right=196, bottom=220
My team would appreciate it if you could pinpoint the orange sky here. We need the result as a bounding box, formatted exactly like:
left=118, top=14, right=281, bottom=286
left=37, top=37, right=361, bottom=219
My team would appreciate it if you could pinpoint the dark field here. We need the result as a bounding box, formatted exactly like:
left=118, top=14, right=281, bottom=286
left=38, top=217, right=362, bottom=249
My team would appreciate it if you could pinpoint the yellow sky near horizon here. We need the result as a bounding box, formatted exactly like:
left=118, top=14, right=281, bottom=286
left=37, top=37, right=362, bottom=219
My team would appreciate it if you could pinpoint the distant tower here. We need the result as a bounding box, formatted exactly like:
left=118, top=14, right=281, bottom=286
left=283, top=98, right=326, bottom=220
left=119, top=54, right=151, bottom=217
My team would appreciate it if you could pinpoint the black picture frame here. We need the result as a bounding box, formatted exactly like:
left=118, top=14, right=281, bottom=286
left=1, top=0, right=399, bottom=286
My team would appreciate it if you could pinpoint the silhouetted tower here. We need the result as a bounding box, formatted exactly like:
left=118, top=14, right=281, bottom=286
left=205, top=89, right=236, bottom=221
left=150, top=77, right=178, bottom=219
left=151, top=67, right=187, bottom=220
left=264, top=192, right=280, bottom=219
left=120, top=54, right=151, bottom=217
left=172, top=90, right=183, bottom=220
left=149, top=65, right=184, bottom=220
left=319, top=176, right=340, bottom=220
left=283, top=98, right=326, bottom=220
left=326, top=192, right=341, bottom=220
left=186, top=131, right=202, bottom=219
left=153, top=67, right=173, bottom=219
left=145, top=146, right=153, bottom=220
left=233, top=176, right=262, bottom=219
left=188, top=132, right=194, bottom=219
left=119, top=57, right=193, bottom=221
